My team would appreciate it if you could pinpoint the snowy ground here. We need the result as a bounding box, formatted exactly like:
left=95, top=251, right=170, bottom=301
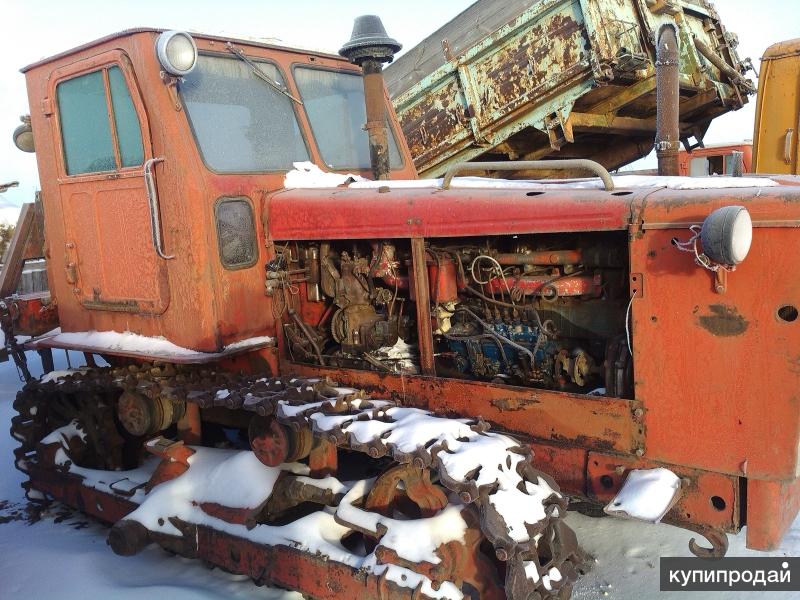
left=0, top=351, right=798, bottom=599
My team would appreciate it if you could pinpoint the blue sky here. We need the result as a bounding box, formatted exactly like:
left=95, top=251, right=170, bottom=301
left=0, top=0, right=796, bottom=216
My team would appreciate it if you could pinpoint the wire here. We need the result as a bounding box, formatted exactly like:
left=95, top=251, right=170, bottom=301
left=456, top=306, right=536, bottom=367
left=625, top=290, right=637, bottom=357
left=463, top=285, right=550, bottom=336
left=469, top=255, right=515, bottom=305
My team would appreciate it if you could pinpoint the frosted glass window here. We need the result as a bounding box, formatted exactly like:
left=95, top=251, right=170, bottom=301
left=180, top=55, right=309, bottom=172
left=57, top=71, right=116, bottom=175
left=294, top=67, right=401, bottom=171
left=108, top=67, right=144, bottom=168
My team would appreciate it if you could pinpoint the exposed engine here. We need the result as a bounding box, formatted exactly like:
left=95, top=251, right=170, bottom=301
left=273, top=233, right=632, bottom=398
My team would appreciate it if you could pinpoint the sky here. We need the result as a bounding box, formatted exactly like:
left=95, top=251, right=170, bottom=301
left=0, top=0, right=797, bottom=220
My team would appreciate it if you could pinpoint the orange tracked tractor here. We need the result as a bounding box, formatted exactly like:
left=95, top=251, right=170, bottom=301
left=3, top=12, right=800, bottom=600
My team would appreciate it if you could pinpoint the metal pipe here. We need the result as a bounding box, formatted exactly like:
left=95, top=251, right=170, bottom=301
left=441, top=159, right=615, bottom=191
left=411, top=237, right=435, bottom=376
left=362, top=60, right=391, bottom=181
left=290, top=309, right=325, bottom=366
left=655, top=25, right=680, bottom=176
left=495, top=250, right=583, bottom=266
left=693, top=37, right=756, bottom=94
left=339, top=15, right=401, bottom=181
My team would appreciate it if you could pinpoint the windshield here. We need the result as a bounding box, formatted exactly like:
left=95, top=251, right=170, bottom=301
left=294, top=67, right=402, bottom=171
left=179, top=55, right=309, bottom=172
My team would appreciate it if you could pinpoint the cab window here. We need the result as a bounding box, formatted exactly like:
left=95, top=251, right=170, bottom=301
left=56, top=66, right=144, bottom=175
left=179, top=54, right=309, bottom=172
left=294, top=67, right=402, bottom=171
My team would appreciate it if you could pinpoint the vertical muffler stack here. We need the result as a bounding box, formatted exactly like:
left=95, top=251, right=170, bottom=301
left=655, top=25, right=680, bottom=176
left=340, top=16, right=402, bottom=180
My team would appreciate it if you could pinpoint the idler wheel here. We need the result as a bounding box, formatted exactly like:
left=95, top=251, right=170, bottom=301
left=108, top=519, right=150, bottom=556
left=117, top=390, right=183, bottom=437
left=249, top=416, right=313, bottom=466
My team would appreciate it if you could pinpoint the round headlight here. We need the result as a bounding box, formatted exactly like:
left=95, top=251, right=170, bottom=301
left=12, top=122, right=34, bottom=153
left=700, top=205, right=752, bottom=266
left=156, top=31, right=197, bottom=76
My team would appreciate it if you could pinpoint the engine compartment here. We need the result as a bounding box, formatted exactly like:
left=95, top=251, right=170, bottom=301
left=270, top=232, right=632, bottom=398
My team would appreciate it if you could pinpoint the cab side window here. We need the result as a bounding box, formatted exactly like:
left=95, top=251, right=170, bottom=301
left=57, top=66, right=144, bottom=175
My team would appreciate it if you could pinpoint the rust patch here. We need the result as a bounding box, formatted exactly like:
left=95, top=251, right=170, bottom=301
left=698, top=305, right=749, bottom=337
left=491, top=396, right=540, bottom=411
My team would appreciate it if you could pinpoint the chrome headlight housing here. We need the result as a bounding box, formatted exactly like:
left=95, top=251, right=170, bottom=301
left=156, top=30, right=198, bottom=76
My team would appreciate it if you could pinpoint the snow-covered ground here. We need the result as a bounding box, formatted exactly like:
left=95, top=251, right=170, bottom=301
left=0, top=350, right=798, bottom=599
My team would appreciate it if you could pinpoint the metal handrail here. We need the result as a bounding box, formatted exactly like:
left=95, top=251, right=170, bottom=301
left=441, top=159, right=615, bottom=191
left=143, top=157, right=174, bottom=260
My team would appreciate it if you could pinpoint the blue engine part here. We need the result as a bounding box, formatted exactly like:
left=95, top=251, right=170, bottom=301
left=445, top=321, right=548, bottom=379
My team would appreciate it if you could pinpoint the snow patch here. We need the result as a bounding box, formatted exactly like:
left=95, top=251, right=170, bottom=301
left=37, top=330, right=273, bottom=359
left=283, top=161, right=365, bottom=188
left=283, top=163, right=779, bottom=191
left=129, top=448, right=283, bottom=535
left=604, top=467, right=681, bottom=523
left=39, top=368, right=90, bottom=384
left=337, top=479, right=468, bottom=565
left=374, top=338, right=418, bottom=374
left=40, top=420, right=86, bottom=445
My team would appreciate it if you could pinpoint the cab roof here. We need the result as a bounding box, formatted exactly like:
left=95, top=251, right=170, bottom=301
left=21, top=27, right=345, bottom=73
left=761, top=38, right=800, bottom=61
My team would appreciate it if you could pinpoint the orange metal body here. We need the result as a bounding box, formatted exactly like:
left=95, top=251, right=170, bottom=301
left=19, top=29, right=800, bottom=553
left=678, top=143, right=753, bottom=176
left=22, top=29, right=416, bottom=353
left=753, top=38, right=800, bottom=175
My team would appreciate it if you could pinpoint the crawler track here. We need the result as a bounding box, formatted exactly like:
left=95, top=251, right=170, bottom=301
left=11, top=365, right=588, bottom=599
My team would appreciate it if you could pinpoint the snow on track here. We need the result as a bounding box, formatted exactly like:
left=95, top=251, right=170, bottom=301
left=2, top=353, right=800, bottom=599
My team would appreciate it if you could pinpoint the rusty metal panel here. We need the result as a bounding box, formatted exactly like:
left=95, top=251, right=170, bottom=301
left=388, top=0, right=754, bottom=177
left=632, top=188, right=800, bottom=481
left=288, top=363, right=645, bottom=454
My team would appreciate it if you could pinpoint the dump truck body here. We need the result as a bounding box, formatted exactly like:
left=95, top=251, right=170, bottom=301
left=387, top=0, right=753, bottom=177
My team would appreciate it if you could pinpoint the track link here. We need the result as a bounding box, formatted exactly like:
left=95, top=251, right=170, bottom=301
left=11, top=365, right=588, bottom=599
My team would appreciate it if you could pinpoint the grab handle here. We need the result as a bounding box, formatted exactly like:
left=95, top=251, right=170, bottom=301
left=144, top=157, right=174, bottom=260
left=441, top=159, right=615, bottom=191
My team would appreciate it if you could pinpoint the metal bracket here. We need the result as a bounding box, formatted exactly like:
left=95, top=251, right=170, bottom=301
left=143, top=157, right=174, bottom=260
left=630, top=273, right=644, bottom=298
left=714, top=268, right=727, bottom=294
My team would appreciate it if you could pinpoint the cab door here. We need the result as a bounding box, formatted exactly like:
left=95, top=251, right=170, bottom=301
left=50, top=51, right=169, bottom=315
left=753, top=47, right=800, bottom=174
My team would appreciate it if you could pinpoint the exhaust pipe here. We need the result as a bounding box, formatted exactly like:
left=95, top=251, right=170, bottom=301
left=655, top=25, right=680, bottom=176
left=340, top=15, right=401, bottom=181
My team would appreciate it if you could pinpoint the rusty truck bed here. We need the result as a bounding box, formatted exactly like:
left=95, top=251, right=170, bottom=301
left=386, top=0, right=755, bottom=177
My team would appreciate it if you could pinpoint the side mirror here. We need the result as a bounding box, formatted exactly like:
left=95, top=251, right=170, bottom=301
left=13, top=116, right=34, bottom=153
left=700, top=205, right=752, bottom=266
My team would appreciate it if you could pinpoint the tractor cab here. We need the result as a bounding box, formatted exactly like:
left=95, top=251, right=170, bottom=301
left=12, top=28, right=415, bottom=355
